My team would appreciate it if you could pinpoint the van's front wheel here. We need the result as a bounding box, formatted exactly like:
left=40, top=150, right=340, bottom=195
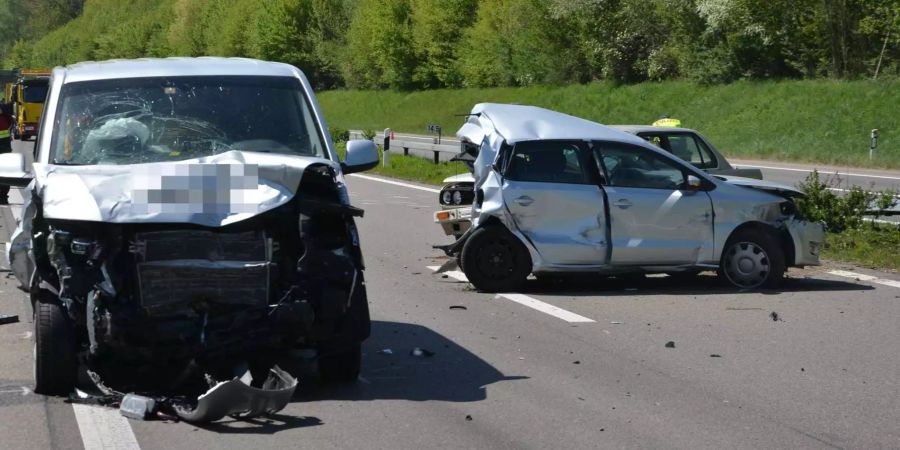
left=33, top=300, right=77, bottom=395
left=461, top=226, right=531, bottom=293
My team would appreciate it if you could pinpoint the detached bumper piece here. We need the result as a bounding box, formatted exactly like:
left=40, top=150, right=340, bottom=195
left=173, top=366, right=298, bottom=423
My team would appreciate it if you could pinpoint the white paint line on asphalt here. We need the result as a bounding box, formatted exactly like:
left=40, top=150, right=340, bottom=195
left=426, top=266, right=594, bottom=322
left=735, top=164, right=900, bottom=181
left=496, top=294, right=596, bottom=323
left=72, top=403, right=141, bottom=450
left=349, top=173, right=440, bottom=193
left=827, top=270, right=900, bottom=289
left=427, top=265, right=469, bottom=282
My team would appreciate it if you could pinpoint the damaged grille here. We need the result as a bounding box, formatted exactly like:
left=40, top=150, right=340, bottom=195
left=133, top=230, right=270, bottom=310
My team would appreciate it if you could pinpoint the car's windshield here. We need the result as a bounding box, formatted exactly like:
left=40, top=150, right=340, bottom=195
left=23, top=83, right=48, bottom=103
left=51, top=76, right=327, bottom=165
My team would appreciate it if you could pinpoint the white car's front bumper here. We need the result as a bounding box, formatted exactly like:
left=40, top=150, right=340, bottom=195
left=434, top=206, right=472, bottom=238
left=787, top=219, right=825, bottom=266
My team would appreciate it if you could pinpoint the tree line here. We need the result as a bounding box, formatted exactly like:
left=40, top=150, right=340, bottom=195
left=2, top=0, right=897, bottom=90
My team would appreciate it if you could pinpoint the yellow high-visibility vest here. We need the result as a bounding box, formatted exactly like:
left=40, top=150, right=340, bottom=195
left=0, top=129, right=10, bottom=139
left=652, top=118, right=682, bottom=128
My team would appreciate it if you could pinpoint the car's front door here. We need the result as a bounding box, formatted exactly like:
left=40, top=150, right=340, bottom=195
left=501, top=140, right=609, bottom=265
left=596, top=141, right=714, bottom=265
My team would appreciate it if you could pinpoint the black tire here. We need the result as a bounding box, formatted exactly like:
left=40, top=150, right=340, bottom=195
left=318, top=343, right=361, bottom=383
left=33, top=301, right=77, bottom=395
left=718, top=228, right=785, bottom=289
left=460, top=225, right=531, bottom=293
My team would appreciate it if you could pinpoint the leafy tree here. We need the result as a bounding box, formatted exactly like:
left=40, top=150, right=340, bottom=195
left=344, top=0, right=417, bottom=89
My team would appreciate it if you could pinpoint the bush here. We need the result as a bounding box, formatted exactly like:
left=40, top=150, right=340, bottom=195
left=795, top=170, right=896, bottom=233
left=330, top=126, right=350, bottom=143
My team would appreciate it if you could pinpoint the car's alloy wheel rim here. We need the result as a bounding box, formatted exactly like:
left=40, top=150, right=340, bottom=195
left=476, top=237, right=516, bottom=280
left=723, top=241, right=770, bottom=288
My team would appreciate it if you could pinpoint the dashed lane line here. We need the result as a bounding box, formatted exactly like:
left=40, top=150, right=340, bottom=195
left=72, top=404, right=141, bottom=450
left=827, top=270, right=900, bottom=289
left=427, top=266, right=595, bottom=323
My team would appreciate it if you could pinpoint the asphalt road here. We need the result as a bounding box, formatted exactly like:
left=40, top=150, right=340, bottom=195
left=2, top=140, right=900, bottom=449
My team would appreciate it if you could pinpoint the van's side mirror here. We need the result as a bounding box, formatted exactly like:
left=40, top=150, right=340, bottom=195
left=0, top=153, right=31, bottom=187
left=341, top=139, right=379, bottom=174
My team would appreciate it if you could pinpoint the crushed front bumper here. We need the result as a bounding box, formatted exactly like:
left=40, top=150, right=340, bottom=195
left=786, top=219, right=825, bottom=266
left=433, top=206, right=472, bottom=238
left=173, top=366, right=298, bottom=422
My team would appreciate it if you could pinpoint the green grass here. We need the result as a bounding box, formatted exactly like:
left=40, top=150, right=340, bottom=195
left=336, top=142, right=468, bottom=185
left=320, top=79, right=900, bottom=169
left=823, top=227, right=900, bottom=272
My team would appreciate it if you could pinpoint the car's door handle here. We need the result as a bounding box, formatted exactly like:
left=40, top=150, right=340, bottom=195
left=515, top=196, right=534, bottom=207
left=613, top=199, right=633, bottom=209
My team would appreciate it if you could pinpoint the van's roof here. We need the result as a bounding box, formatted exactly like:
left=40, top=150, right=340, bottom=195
left=58, top=57, right=300, bottom=83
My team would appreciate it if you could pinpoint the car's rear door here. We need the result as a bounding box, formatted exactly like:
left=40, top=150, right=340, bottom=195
left=595, top=141, right=715, bottom=265
left=501, top=140, right=609, bottom=265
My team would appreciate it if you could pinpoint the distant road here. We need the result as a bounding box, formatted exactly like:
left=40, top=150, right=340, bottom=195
left=388, top=132, right=900, bottom=192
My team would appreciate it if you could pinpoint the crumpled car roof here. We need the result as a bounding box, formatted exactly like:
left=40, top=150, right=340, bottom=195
left=462, top=103, right=647, bottom=145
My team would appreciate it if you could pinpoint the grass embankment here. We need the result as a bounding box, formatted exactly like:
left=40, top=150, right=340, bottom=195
left=824, top=227, right=900, bottom=272
left=320, top=79, right=900, bottom=169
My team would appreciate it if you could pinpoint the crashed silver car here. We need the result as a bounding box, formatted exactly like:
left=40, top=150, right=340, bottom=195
left=0, top=58, right=379, bottom=416
left=439, top=103, right=824, bottom=292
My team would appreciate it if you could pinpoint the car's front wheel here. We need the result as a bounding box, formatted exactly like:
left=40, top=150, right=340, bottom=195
left=460, top=225, right=531, bottom=292
left=719, top=229, right=785, bottom=289
left=33, top=300, right=77, bottom=395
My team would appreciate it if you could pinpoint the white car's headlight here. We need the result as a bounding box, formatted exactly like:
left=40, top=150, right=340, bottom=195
left=441, top=190, right=453, bottom=205
left=452, top=191, right=462, bottom=205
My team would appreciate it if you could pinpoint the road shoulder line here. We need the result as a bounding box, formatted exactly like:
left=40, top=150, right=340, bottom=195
left=828, top=269, right=900, bottom=289
left=72, top=404, right=141, bottom=450
left=349, top=173, right=441, bottom=193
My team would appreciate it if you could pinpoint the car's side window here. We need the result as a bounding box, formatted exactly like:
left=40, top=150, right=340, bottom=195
left=638, top=132, right=718, bottom=170
left=505, top=141, right=590, bottom=184
left=597, top=142, right=687, bottom=190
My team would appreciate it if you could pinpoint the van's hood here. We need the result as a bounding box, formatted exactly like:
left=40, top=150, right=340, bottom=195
left=715, top=175, right=805, bottom=198
left=32, top=151, right=341, bottom=227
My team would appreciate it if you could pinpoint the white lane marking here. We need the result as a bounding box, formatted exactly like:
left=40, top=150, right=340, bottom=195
left=828, top=270, right=900, bottom=289
left=427, top=266, right=594, bottom=323
left=734, top=164, right=900, bottom=181
left=349, top=173, right=440, bottom=193
left=72, top=403, right=141, bottom=450
left=427, top=265, right=468, bottom=282
left=496, top=294, right=595, bottom=323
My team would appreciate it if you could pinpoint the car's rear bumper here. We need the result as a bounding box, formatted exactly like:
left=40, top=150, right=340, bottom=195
left=433, top=206, right=472, bottom=238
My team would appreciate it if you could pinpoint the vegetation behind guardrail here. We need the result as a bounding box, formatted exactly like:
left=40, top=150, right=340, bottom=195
left=319, top=80, right=900, bottom=169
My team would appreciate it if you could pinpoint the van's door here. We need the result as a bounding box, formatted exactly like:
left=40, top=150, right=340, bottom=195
left=502, top=140, right=609, bottom=265
left=595, top=141, right=714, bottom=265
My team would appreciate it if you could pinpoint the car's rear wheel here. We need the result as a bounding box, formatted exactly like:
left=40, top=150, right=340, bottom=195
left=461, top=225, right=531, bottom=292
left=33, top=300, right=77, bottom=395
left=719, top=229, right=785, bottom=289
left=318, top=343, right=361, bottom=383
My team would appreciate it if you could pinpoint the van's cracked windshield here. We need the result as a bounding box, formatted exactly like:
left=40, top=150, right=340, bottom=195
left=51, top=76, right=326, bottom=165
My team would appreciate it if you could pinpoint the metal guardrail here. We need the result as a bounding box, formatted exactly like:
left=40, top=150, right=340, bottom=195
left=349, top=130, right=460, bottom=164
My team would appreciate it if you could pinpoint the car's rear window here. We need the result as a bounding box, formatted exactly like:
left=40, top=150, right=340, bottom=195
left=50, top=76, right=327, bottom=165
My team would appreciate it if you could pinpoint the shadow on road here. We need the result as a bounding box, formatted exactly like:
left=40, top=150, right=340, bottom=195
left=519, top=272, right=874, bottom=297
left=192, top=413, right=323, bottom=434
left=297, top=320, right=527, bottom=403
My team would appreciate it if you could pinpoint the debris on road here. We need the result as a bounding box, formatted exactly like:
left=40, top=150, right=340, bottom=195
left=449, top=305, right=467, bottom=310
left=665, top=341, right=676, bottom=348
left=770, top=311, right=782, bottom=322
left=120, top=394, right=157, bottom=420
left=172, top=367, right=297, bottom=423
left=573, top=361, right=581, bottom=365
left=610, top=321, right=623, bottom=324
left=377, top=348, right=394, bottom=355
left=410, top=347, right=435, bottom=357
left=0, top=314, right=18, bottom=325
left=710, top=354, right=722, bottom=358
left=465, top=414, right=473, bottom=421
